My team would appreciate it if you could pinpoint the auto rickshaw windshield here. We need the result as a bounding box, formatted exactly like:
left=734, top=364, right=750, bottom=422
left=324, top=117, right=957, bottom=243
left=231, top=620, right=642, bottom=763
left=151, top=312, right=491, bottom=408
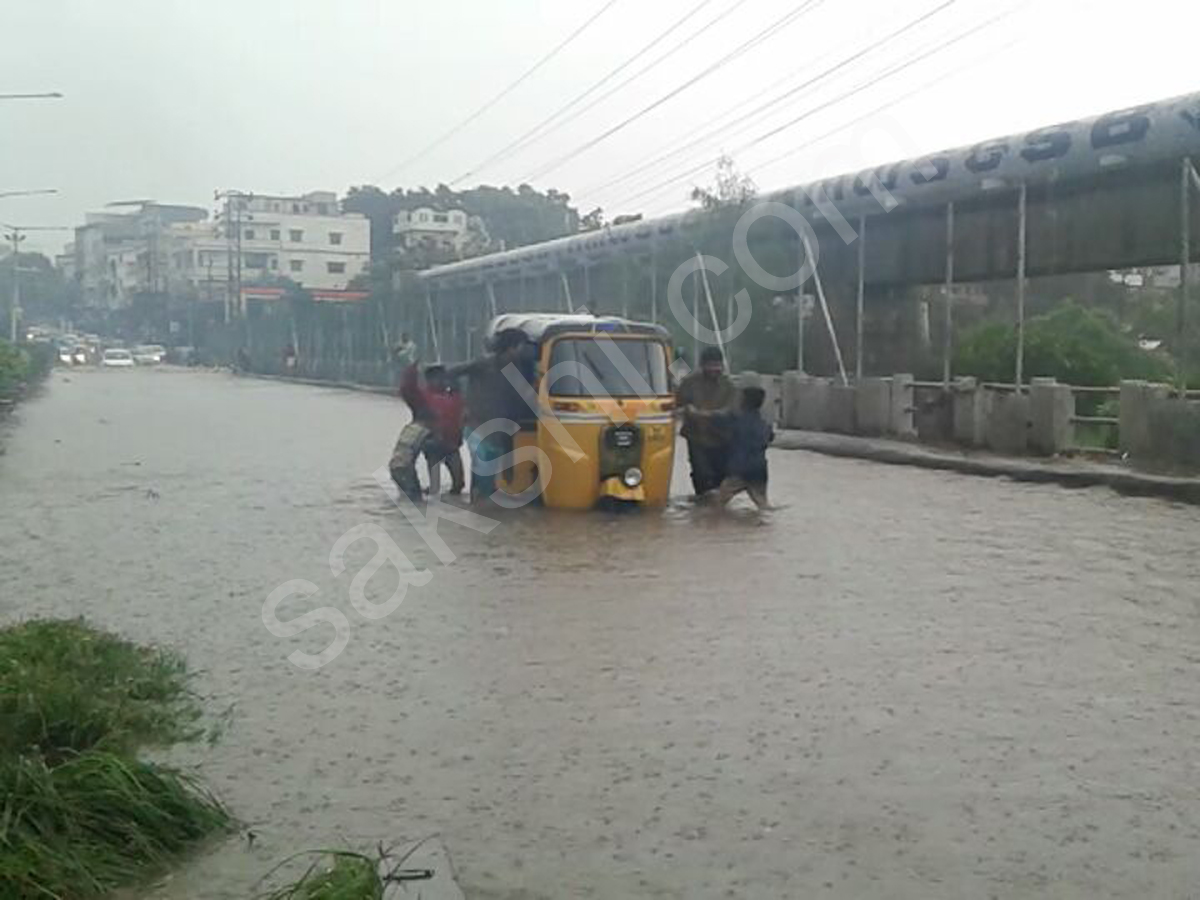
left=547, top=337, right=669, bottom=397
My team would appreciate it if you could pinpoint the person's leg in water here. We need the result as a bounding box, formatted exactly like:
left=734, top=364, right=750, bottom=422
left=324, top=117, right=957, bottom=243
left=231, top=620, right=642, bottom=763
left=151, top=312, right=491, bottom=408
left=716, top=475, right=747, bottom=507
left=389, top=423, right=427, bottom=503
left=423, top=442, right=466, bottom=496
left=467, top=429, right=504, bottom=503
left=715, top=475, right=769, bottom=511
left=687, top=440, right=723, bottom=497
left=444, top=445, right=465, bottom=494
left=390, top=464, right=422, bottom=502
left=746, top=479, right=769, bottom=510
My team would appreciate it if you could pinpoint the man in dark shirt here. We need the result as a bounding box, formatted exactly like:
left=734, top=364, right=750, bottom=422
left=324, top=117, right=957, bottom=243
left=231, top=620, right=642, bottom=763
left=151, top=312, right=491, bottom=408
left=448, top=329, right=537, bottom=503
left=676, top=346, right=739, bottom=497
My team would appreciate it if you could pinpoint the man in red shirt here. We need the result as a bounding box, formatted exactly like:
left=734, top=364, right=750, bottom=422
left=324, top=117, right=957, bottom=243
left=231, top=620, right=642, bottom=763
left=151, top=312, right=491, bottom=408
left=400, top=363, right=465, bottom=495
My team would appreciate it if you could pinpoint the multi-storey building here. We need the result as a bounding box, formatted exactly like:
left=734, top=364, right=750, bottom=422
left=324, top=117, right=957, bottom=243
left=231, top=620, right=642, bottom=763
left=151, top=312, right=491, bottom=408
left=216, top=190, right=370, bottom=292
left=74, top=203, right=207, bottom=308
left=69, top=192, right=371, bottom=312
left=393, top=206, right=488, bottom=257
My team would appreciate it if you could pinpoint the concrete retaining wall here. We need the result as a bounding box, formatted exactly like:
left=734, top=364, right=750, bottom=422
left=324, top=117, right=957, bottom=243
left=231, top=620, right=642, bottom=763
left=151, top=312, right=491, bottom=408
left=984, top=391, right=1029, bottom=455
left=781, top=373, right=829, bottom=431
left=753, top=371, right=1197, bottom=471
left=1146, top=395, right=1200, bottom=468
left=855, top=377, right=891, bottom=436
left=826, top=384, right=858, bottom=434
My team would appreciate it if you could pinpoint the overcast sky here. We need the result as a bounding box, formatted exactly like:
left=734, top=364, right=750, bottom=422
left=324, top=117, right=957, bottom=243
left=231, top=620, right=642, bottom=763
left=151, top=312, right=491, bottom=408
left=2, top=0, right=1197, bottom=254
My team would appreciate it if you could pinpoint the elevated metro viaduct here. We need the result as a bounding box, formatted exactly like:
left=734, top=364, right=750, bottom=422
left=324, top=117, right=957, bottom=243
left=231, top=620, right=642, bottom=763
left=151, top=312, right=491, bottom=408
left=417, top=91, right=1200, bottom=382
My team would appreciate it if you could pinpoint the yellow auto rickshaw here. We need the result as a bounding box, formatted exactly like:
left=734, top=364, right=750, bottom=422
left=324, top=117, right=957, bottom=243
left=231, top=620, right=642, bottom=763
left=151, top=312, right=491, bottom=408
left=488, top=313, right=676, bottom=509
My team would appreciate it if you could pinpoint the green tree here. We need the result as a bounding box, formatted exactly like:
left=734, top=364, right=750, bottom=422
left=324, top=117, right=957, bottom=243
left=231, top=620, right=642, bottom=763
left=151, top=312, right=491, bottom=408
left=0, top=251, right=77, bottom=324
left=343, top=182, right=581, bottom=267
left=954, top=303, right=1173, bottom=385
left=690, top=155, right=757, bottom=211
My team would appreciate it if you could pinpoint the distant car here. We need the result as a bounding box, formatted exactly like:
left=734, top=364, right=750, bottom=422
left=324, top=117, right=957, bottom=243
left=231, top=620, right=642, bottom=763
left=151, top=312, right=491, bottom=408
left=58, top=346, right=74, bottom=365
left=102, top=348, right=135, bottom=368
left=132, top=344, right=166, bottom=365
left=71, top=346, right=89, bottom=365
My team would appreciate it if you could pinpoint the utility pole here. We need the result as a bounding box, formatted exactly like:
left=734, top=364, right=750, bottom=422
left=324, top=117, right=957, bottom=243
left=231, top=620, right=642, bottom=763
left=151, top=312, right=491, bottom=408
left=215, top=190, right=251, bottom=321
left=7, top=227, right=22, bottom=342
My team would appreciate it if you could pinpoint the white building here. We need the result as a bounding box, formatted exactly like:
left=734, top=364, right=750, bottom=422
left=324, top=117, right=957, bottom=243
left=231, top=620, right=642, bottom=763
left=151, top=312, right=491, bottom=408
left=393, top=206, right=488, bottom=256
left=71, top=192, right=371, bottom=311
left=218, top=190, right=370, bottom=292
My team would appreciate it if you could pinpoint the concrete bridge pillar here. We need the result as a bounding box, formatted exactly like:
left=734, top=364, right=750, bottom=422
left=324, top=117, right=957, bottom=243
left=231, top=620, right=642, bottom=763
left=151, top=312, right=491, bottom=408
left=1119, top=380, right=1172, bottom=459
left=890, top=374, right=917, bottom=438
left=1029, top=377, right=1074, bottom=456
left=951, top=377, right=986, bottom=447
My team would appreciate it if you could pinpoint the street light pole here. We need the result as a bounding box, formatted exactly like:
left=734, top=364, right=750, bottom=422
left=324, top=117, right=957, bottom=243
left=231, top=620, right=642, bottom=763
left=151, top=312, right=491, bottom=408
left=0, top=188, right=58, bottom=200
left=0, top=92, right=63, bottom=101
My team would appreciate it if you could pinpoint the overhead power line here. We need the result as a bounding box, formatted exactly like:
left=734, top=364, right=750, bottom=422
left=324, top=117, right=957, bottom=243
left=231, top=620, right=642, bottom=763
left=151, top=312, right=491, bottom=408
left=515, top=0, right=827, bottom=184
left=450, top=0, right=720, bottom=186
left=581, top=0, right=956, bottom=200
left=375, top=0, right=620, bottom=183
left=749, top=35, right=1024, bottom=184
left=611, top=3, right=1023, bottom=210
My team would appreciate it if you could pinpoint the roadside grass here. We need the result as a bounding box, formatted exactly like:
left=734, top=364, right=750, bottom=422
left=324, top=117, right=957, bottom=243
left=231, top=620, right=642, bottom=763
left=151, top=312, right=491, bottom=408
left=0, top=618, right=232, bottom=899
left=257, top=852, right=384, bottom=900
left=0, top=617, right=202, bottom=761
left=0, top=751, right=230, bottom=898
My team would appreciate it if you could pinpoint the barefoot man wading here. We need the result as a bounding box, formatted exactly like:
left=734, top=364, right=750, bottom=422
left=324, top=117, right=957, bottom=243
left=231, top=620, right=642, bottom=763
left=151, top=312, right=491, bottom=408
left=676, top=346, right=738, bottom=499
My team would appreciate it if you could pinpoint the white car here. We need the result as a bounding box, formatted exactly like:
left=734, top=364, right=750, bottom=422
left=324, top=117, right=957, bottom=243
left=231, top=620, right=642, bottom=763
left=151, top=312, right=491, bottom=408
left=102, top=348, right=135, bottom=368
left=132, top=344, right=166, bottom=365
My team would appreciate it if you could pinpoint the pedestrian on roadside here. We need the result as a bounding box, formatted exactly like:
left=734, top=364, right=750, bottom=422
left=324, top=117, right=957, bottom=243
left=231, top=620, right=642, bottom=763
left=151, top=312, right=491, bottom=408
left=714, top=386, right=775, bottom=510
left=676, top=346, right=739, bottom=498
left=391, top=333, right=418, bottom=370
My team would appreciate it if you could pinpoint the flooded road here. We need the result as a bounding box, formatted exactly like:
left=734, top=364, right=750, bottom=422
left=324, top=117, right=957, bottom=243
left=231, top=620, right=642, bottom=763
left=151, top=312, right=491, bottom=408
left=3, top=368, right=1199, bottom=899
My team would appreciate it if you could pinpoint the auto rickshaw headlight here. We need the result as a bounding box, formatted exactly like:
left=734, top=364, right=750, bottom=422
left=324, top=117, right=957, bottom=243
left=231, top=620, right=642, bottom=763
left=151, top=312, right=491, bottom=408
left=623, top=467, right=643, bottom=488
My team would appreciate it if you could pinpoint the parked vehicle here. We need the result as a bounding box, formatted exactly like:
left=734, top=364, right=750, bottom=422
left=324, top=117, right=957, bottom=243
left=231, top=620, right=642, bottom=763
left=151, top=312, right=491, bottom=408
left=101, top=348, right=135, bottom=368
left=132, top=344, right=166, bottom=365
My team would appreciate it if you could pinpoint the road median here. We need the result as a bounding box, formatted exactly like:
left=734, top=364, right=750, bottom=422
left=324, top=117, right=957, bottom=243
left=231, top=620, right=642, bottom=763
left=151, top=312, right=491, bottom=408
left=775, top=429, right=1200, bottom=504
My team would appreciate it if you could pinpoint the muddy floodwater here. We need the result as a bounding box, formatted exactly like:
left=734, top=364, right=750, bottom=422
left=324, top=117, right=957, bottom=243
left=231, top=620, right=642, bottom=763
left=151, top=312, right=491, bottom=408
left=3, top=367, right=1199, bottom=899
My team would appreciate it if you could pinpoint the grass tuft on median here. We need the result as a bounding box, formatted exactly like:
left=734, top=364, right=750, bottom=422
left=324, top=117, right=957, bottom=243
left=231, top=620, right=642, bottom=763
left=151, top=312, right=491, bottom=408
left=0, top=751, right=231, bottom=898
left=257, top=851, right=385, bottom=900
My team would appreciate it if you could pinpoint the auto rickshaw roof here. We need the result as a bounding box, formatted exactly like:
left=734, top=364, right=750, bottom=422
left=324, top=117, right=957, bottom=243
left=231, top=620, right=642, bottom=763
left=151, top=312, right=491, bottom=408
left=485, top=313, right=669, bottom=345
